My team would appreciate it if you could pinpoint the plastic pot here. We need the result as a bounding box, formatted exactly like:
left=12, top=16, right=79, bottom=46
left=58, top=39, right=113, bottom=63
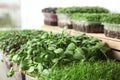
left=57, top=13, right=72, bottom=29
left=71, top=20, right=103, bottom=33
left=43, top=12, right=58, bottom=26
left=84, top=22, right=104, bottom=33
left=104, top=23, right=120, bottom=39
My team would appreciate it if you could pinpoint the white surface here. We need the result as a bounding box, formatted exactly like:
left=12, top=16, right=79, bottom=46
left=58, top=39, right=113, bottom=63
left=21, top=0, right=120, bottom=29
left=0, top=0, right=19, bottom=5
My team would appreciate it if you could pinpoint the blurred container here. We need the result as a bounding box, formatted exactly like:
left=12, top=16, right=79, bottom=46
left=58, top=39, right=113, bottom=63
left=71, top=20, right=103, bottom=33
left=43, top=12, right=58, bottom=26
left=104, top=23, right=120, bottom=39
left=57, top=13, right=72, bottom=29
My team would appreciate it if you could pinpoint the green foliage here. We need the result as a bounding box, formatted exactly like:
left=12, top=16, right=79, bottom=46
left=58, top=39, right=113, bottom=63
left=101, top=13, right=120, bottom=31
left=70, top=13, right=101, bottom=22
left=0, top=30, right=45, bottom=53
left=57, top=6, right=109, bottom=14
left=70, top=13, right=120, bottom=31
left=70, top=13, right=120, bottom=24
left=7, top=68, right=15, bottom=77
left=40, top=60, right=120, bottom=80
left=100, top=13, right=120, bottom=24
left=0, top=30, right=110, bottom=78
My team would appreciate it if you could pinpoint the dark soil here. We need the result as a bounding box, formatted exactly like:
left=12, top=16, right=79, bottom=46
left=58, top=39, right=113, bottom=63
left=72, top=22, right=104, bottom=33
left=104, top=30, right=120, bottom=39
left=44, top=20, right=58, bottom=26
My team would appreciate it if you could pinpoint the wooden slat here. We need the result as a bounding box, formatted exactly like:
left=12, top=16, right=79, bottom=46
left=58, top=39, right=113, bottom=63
left=111, top=50, right=120, bottom=60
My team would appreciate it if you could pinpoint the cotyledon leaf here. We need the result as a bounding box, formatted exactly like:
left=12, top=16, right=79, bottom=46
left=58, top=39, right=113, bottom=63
left=73, top=47, right=85, bottom=60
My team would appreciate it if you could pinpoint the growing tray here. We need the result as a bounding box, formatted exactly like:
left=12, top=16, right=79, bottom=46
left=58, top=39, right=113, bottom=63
left=43, top=12, right=58, bottom=26
left=72, top=21, right=104, bottom=33
left=58, top=21, right=72, bottom=29
left=57, top=13, right=72, bottom=29
left=2, top=53, right=36, bottom=80
left=104, top=24, right=120, bottom=39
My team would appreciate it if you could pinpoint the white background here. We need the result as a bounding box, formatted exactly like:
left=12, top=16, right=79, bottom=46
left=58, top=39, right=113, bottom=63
left=21, top=0, right=120, bottom=29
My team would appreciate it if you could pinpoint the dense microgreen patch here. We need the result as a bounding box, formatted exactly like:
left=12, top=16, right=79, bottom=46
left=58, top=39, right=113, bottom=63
left=100, top=13, right=120, bottom=24
left=57, top=6, right=109, bottom=14
left=70, top=13, right=120, bottom=24
left=70, top=13, right=101, bottom=22
left=100, top=13, right=120, bottom=32
left=0, top=30, right=45, bottom=53
left=70, top=13, right=120, bottom=32
left=0, top=30, right=110, bottom=78
left=40, top=60, right=120, bottom=80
